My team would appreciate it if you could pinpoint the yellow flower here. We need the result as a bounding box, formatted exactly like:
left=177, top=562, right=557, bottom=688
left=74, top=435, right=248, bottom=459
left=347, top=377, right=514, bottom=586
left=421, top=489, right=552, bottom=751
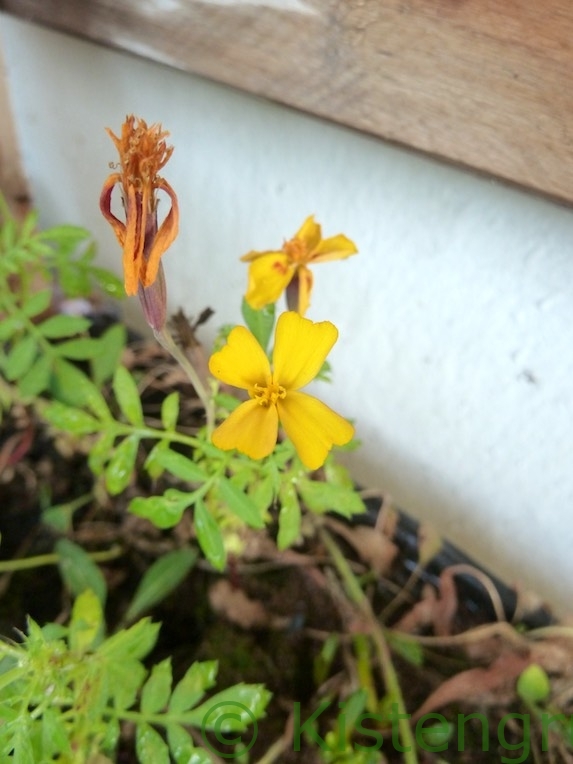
left=241, top=215, right=357, bottom=315
left=208, top=311, right=354, bottom=469
left=99, top=115, right=179, bottom=299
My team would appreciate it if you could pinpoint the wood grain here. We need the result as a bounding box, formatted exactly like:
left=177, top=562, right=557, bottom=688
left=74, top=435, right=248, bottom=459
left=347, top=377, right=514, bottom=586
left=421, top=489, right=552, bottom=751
left=1, top=0, right=573, bottom=203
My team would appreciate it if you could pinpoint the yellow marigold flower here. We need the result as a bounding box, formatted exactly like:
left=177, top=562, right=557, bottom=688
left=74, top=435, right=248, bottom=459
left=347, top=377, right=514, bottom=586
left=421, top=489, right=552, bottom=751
left=208, top=311, right=354, bottom=469
left=241, top=215, right=357, bottom=315
left=99, top=115, right=179, bottom=300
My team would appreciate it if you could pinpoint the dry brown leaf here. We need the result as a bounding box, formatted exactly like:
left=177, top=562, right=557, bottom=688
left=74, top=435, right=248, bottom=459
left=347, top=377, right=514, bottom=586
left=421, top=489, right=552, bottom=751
left=325, top=517, right=398, bottom=575
left=412, top=649, right=532, bottom=721
left=394, top=569, right=458, bottom=636
left=209, top=579, right=271, bottom=629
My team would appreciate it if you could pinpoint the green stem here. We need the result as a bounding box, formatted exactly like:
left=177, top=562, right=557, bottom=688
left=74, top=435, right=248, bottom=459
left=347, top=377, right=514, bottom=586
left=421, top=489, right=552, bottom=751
left=154, top=324, right=215, bottom=433
left=0, top=545, right=124, bottom=573
left=319, top=526, right=419, bottom=764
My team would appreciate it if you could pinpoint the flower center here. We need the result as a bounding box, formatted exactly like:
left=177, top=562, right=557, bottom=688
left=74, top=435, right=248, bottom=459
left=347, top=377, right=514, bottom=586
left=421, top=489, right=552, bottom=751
left=283, top=237, right=308, bottom=264
left=252, top=381, right=287, bottom=407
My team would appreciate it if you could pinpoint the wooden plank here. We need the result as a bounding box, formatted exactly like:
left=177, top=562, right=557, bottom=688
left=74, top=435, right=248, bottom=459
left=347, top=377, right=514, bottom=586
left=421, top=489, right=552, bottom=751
left=1, top=0, right=573, bottom=203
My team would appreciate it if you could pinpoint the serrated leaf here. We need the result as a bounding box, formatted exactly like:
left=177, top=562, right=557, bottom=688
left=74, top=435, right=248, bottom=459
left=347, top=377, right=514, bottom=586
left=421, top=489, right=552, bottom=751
left=187, top=683, right=271, bottom=729
left=110, top=659, right=148, bottom=712
left=18, top=353, right=52, bottom=397
left=55, top=539, right=107, bottom=606
left=217, top=478, right=265, bottom=529
left=136, top=722, right=170, bottom=764
left=124, top=547, right=197, bottom=624
left=91, top=323, right=126, bottom=386
left=37, top=314, right=92, bottom=338
left=21, top=289, right=51, bottom=318
left=129, top=489, right=197, bottom=529
left=99, top=618, right=160, bottom=662
left=43, top=401, right=101, bottom=435
left=277, top=482, right=301, bottom=550
left=69, top=589, right=104, bottom=652
left=161, top=391, right=180, bottom=430
left=51, top=357, right=111, bottom=419
left=169, top=661, right=218, bottom=713
left=141, top=659, right=173, bottom=715
left=54, top=336, right=103, bottom=360
left=194, top=499, right=226, bottom=571
left=297, top=478, right=365, bottom=518
left=4, top=335, right=37, bottom=381
left=105, top=434, right=139, bottom=495
left=166, top=725, right=200, bottom=764
left=154, top=449, right=207, bottom=483
left=241, top=298, right=275, bottom=352
left=113, top=365, right=143, bottom=426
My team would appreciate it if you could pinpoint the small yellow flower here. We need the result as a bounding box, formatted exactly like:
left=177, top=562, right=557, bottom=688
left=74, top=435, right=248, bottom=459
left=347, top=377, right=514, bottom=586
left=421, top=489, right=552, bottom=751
left=208, top=311, right=354, bottom=469
left=241, top=215, right=357, bottom=315
left=99, top=115, right=179, bottom=298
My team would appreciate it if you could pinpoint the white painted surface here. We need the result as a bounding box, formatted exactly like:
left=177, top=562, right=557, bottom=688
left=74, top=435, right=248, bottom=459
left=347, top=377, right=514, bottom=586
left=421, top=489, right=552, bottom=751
left=1, top=13, right=572, bottom=611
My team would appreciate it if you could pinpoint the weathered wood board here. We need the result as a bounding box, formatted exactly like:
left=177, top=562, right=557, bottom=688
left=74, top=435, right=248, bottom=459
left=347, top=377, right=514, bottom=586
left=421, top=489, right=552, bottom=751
left=1, top=0, right=573, bottom=204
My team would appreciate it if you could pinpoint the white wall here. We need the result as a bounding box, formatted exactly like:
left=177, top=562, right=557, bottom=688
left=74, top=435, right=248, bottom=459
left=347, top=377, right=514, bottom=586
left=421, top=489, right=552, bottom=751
left=1, top=13, right=572, bottom=611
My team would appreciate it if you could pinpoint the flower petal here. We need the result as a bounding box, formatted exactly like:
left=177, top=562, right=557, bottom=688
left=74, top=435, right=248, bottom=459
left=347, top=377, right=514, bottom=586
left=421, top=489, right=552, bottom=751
left=244, top=253, right=294, bottom=309
left=272, top=311, right=337, bottom=391
left=294, top=215, right=321, bottom=251
left=277, top=391, right=354, bottom=470
left=240, top=248, right=280, bottom=263
left=212, top=399, right=279, bottom=460
left=296, top=265, right=313, bottom=315
left=310, top=233, right=358, bottom=263
left=140, top=179, right=179, bottom=288
left=209, top=326, right=271, bottom=390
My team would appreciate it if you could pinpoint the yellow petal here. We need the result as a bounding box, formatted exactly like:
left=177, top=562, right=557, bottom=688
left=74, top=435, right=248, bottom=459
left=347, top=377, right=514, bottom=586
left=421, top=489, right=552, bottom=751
left=296, top=265, right=313, bottom=315
left=310, top=234, right=358, bottom=263
left=294, top=215, right=321, bottom=251
left=277, top=391, right=354, bottom=470
left=212, top=399, right=279, bottom=460
left=240, top=248, right=280, bottom=263
left=209, top=326, right=271, bottom=390
left=272, top=311, right=337, bottom=391
left=244, top=253, right=294, bottom=309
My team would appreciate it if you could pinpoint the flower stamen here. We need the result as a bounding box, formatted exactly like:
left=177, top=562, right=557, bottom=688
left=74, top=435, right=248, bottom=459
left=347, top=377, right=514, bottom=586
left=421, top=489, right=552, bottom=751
left=252, top=382, right=287, bottom=407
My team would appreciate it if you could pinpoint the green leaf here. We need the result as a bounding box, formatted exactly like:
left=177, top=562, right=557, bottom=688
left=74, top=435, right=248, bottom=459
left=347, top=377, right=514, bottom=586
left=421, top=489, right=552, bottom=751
left=105, top=434, right=139, bottom=495
left=129, top=489, right=197, bottom=529
left=385, top=631, right=424, bottom=667
left=124, top=547, right=198, bottom=624
left=21, top=289, right=51, bottom=318
left=167, top=725, right=205, bottom=764
left=248, top=473, right=275, bottom=517
left=90, top=266, right=124, bottom=298
left=69, top=589, right=104, bottom=652
left=217, top=478, right=265, bottom=529
left=241, top=297, right=275, bottom=352
left=169, top=661, right=218, bottom=713
left=143, top=441, right=170, bottom=480
left=141, top=658, right=173, bottom=715
left=161, top=391, right=180, bottom=430
left=277, top=482, right=301, bottom=550
left=99, top=618, right=160, bottom=662
left=55, top=539, right=107, bottom=606
left=54, top=336, right=103, bottom=360
left=136, top=722, right=170, bottom=764
left=0, top=315, right=22, bottom=341
left=37, top=314, right=92, bottom=338
left=297, top=478, right=366, bottom=518
left=43, top=401, right=101, bottom=435
left=194, top=499, right=226, bottom=571
left=109, top=659, right=148, bottom=712
left=154, top=449, right=207, bottom=483
left=4, top=335, right=37, bottom=381
left=51, top=357, right=111, bottom=419
left=187, top=683, right=271, bottom=729
left=517, top=663, right=551, bottom=704
left=18, top=354, right=52, bottom=397
left=91, top=323, right=126, bottom=386
left=113, top=365, right=144, bottom=426
left=88, top=431, right=116, bottom=475
left=40, top=707, right=71, bottom=759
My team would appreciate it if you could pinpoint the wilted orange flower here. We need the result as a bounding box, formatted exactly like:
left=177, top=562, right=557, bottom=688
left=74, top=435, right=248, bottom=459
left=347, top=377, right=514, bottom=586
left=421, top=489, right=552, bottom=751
left=99, top=115, right=179, bottom=300
left=208, top=311, right=354, bottom=469
left=241, top=216, right=357, bottom=315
